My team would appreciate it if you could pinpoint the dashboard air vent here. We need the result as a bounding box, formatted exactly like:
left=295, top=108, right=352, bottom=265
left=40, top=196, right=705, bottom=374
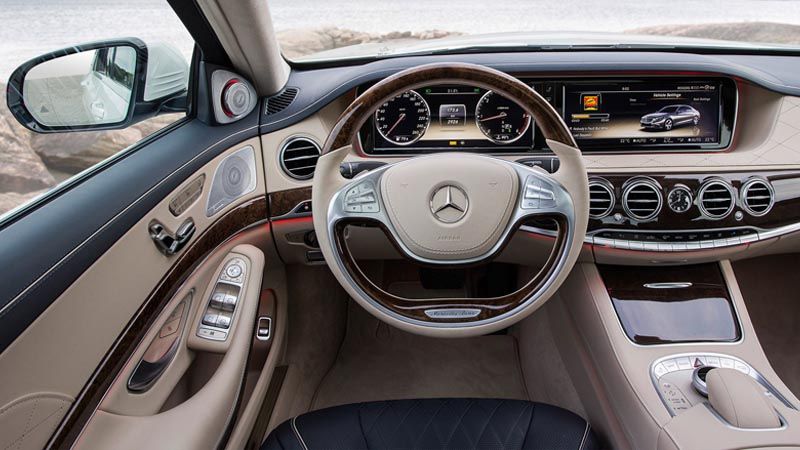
left=741, top=178, right=774, bottom=217
left=279, top=137, right=320, bottom=180
left=622, top=178, right=662, bottom=221
left=588, top=179, right=615, bottom=219
left=265, top=87, right=298, bottom=115
left=698, top=179, right=735, bottom=219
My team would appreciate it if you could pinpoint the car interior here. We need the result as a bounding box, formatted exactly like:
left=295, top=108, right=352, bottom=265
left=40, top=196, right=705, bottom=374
left=2, top=1, right=800, bottom=449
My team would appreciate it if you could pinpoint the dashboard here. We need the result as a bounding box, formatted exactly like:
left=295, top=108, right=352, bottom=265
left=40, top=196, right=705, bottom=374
left=359, top=77, right=736, bottom=155
left=264, top=51, right=800, bottom=265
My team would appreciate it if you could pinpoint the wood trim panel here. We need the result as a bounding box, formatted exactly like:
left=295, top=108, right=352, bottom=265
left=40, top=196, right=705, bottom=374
left=268, top=187, right=312, bottom=218
left=48, top=197, right=268, bottom=449
left=333, top=215, right=567, bottom=324
left=598, top=263, right=741, bottom=345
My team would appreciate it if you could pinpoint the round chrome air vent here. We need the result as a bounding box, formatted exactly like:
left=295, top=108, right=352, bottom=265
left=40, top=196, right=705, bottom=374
left=741, top=178, right=775, bottom=217
left=279, top=136, right=321, bottom=180
left=588, top=178, right=615, bottom=219
left=698, top=179, right=735, bottom=219
left=622, top=177, right=663, bottom=222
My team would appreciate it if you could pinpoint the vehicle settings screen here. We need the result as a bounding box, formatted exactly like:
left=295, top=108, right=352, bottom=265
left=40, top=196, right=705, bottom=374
left=563, top=80, right=722, bottom=149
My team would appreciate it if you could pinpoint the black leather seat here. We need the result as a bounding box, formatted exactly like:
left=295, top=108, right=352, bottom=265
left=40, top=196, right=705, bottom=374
left=262, top=398, right=599, bottom=450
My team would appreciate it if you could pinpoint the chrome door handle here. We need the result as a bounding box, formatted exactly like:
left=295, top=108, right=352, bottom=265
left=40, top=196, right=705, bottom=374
left=149, top=218, right=195, bottom=256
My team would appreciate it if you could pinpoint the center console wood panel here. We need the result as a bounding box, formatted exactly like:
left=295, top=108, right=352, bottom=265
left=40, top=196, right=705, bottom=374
left=598, top=264, right=741, bottom=345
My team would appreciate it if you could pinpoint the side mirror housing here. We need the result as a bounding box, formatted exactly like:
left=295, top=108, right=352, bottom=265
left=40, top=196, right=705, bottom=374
left=6, top=38, right=189, bottom=133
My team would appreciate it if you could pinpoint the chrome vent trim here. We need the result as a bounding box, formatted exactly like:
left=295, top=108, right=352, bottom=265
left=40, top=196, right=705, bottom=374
left=588, top=178, right=615, bottom=219
left=622, top=178, right=662, bottom=222
left=741, top=178, right=775, bottom=217
left=279, top=136, right=321, bottom=180
left=266, top=87, right=299, bottom=115
left=698, top=179, right=736, bottom=219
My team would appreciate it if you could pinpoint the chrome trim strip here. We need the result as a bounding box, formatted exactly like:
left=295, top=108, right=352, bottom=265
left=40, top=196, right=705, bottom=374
left=520, top=219, right=800, bottom=254
left=643, top=282, right=693, bottom=289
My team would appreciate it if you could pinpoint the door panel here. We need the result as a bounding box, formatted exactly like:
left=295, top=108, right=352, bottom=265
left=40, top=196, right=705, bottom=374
left=0, top=136, right=268, bottom=448
left=76, top=244, right=265, bottom=449
left=0, top=115, right=259, bottom=354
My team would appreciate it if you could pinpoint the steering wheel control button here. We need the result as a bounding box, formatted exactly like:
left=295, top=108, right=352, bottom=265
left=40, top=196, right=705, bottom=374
left=344, top=182, right=380, bottom=214
left=522, top=176, right=556, bottom=209
left=429, top=185, right=469, bottom=223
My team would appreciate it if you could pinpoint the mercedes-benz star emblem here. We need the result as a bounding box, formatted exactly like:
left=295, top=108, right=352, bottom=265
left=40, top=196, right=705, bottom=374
left=430, top=185, right=469, bottom=223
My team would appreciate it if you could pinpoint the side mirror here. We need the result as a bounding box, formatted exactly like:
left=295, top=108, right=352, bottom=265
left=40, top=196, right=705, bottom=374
left=6, top=38, right=189, bottom=133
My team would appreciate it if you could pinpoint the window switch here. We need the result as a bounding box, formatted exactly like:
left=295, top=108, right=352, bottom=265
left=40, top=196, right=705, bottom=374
left=210, top=292, right=225, bottom=309
left=222, top=294, right=237, bottom=312
left=216, top=314, right=231, bottom=329
left=202, top=313, right=218, bottom=327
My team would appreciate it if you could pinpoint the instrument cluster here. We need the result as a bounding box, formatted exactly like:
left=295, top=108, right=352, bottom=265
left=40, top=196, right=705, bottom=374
left=358, top=77, right=736, bottom=155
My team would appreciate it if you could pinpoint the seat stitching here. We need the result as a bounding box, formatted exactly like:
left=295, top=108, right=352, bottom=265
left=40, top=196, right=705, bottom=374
left=520, top=403, right=537, bottom=449
left=392, top=400, right=422, bottom=443
left=444, top=399, right=476, bottom=446
left=502, top=402, right=530, bottom=446
left=578, top=422, right=590, bottom=450
left=362, top=401, right=391, bottom=438
left=291, top=416, right=310, bottom=450
left=474, top=400, right=503, bottom=446
left=413, top=398, right=448, bottom=447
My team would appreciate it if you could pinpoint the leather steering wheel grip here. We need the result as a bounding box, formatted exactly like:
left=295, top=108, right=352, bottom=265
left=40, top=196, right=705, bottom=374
left=312, top=63, right=588, bottom=337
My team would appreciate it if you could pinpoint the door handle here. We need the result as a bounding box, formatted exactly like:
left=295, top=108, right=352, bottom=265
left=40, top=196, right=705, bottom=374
left=149, top=218, right=195, bottom=256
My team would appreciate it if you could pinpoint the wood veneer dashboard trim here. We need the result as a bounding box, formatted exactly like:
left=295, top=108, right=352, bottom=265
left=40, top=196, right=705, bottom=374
left=332, top=215, right=568, bottom=324
left=47, top=197, right=268, bottom=449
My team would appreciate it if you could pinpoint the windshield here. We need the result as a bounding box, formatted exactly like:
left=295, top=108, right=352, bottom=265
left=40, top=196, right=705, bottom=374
left=271, top=0, right=800, bottom=63
left=659, top=106, right=681, bottom=113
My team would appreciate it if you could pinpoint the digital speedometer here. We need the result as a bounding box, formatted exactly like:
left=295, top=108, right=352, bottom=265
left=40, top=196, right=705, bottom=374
left=375, top=90, right=430, bottom=145
left=475, top=91, right=531, bottom=144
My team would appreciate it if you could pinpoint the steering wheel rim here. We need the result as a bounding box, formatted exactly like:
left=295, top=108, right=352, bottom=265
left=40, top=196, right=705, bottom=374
left=312, top=62, right=588, bottom=337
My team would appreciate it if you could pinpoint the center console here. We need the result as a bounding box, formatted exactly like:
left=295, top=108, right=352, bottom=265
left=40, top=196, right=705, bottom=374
left=554, top=261, right=800, bottom=449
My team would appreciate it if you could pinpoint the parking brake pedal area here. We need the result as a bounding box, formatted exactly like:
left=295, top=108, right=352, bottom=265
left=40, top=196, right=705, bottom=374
left=197, top=257, right=247, bottom=341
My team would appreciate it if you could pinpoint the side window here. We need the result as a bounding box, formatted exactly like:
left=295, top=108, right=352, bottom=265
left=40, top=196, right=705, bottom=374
left=0, top=2, right=193, bottom=218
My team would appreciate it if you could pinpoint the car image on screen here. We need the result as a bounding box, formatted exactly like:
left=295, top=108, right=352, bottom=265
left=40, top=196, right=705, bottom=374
left=640, top=104, right=701, bottom=131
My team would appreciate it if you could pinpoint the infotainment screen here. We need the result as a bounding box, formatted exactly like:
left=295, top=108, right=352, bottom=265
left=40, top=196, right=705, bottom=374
left=563, top=80, right=728, bottom=150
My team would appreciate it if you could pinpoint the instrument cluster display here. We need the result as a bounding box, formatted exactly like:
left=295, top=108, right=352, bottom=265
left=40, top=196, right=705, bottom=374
left=369, top=85, right=534, bottom=153
left=360, top=77, right=735, bottom=154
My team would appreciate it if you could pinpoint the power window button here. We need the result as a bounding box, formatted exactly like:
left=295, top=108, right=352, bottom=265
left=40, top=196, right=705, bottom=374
left=202, top=313, right=218, bottom=327
left=216, top=314, right=231, bottom=329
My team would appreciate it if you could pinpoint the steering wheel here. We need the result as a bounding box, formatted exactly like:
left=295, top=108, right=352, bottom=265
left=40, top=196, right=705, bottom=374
left=312, top=63, right=588, bottom=337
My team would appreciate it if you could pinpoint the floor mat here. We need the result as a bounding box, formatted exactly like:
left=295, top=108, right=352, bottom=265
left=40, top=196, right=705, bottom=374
left=311, top=301, right=529, bottom=410
left=734, top=255, right=800, bottom=396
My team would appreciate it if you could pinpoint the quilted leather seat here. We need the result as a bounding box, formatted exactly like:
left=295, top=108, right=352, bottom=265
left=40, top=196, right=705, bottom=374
left=261, top=398, right=599, bottom=450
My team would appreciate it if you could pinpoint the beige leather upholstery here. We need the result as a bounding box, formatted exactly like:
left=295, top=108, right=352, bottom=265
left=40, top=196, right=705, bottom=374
left=380, top=153, right=518, bottom=261
left=707, top=368, right=782, bottom=429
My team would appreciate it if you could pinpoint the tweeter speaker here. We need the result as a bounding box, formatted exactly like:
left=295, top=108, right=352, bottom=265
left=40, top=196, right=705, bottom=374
left=206, top=146, right=257, bottom=217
